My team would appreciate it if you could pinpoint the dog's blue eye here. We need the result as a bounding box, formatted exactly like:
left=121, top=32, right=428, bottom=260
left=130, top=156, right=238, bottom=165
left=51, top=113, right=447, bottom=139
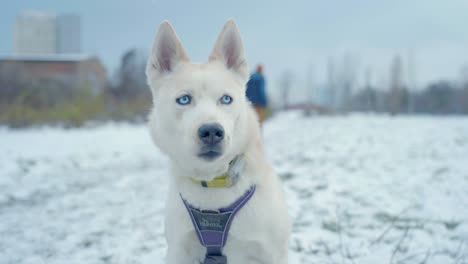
left=220, top=95, right=233, bottom=105
left=176, top=95, right=192, bottom=105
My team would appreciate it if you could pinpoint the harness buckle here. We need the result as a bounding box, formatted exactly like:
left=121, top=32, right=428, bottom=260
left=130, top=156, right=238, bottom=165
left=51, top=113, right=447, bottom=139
left=203, top=254, right=227, bottom=264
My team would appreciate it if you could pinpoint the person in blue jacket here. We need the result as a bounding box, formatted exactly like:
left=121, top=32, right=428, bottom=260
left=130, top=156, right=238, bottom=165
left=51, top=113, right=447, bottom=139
left=246, top=64, right=267, bottom=123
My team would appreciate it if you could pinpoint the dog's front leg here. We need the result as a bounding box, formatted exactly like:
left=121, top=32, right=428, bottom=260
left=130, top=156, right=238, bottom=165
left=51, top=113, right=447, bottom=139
left=165, top=230, right=205, bottom=264
left=166, top=244, right=203, bottom=264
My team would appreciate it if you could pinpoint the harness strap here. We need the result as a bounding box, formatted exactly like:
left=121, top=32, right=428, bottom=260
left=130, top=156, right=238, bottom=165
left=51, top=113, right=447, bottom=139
left=180, top=185, right=256, bottom=264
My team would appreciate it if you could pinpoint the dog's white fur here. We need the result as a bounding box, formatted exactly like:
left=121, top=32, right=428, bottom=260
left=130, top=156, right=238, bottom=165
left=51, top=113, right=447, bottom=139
left=146, top=19, right=290, bottom=264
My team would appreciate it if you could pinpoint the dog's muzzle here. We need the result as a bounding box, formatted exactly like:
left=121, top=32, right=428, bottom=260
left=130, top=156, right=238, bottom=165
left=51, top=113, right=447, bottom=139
left=198, top=123, right=224, bottom=160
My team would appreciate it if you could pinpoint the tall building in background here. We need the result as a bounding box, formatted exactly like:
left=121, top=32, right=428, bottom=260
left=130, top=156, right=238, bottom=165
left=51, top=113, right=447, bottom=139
left=56, top=14, right=81, bottom=53
left=14, top=11, right=81, bottom=54
left=14, top=11, right=57, bottom=54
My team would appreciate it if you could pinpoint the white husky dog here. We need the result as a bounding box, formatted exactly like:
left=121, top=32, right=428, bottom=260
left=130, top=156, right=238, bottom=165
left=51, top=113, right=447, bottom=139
left=146, top=19, right=290, bottom=264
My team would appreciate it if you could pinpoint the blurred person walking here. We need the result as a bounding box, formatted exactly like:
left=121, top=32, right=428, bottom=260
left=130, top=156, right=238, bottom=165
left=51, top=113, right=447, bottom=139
left=246, top=64, right=268, bottom=123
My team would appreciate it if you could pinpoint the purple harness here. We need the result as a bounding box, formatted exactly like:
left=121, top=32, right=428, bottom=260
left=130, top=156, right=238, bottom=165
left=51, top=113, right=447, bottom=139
left=180, top=185, right=256, bottom=264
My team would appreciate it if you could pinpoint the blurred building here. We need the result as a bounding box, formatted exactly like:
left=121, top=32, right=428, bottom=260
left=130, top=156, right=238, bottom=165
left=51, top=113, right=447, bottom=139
left=0, top=54, right=107, bottom=93
left=56, top=14, right=81, bottom=53
left=14, top=11, right=81, bottom=54
left=14, top=11, right=57, bottom=54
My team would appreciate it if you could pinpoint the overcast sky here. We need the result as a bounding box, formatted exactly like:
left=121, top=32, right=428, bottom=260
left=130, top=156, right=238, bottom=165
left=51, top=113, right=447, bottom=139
left=1, top=0, right=468, bottom=97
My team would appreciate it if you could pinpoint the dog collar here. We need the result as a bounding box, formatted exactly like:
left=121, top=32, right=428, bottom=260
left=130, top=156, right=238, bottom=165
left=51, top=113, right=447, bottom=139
left=191, top=155, right=245, bottom=188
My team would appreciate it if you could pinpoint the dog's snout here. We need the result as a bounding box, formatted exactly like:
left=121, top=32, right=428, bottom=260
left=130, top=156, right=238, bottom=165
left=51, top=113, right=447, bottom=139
left=198, top=123, right=224, bottom=145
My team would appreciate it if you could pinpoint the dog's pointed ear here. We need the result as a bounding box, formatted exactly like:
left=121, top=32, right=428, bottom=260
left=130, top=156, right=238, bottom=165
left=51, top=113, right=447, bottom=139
left=209, top=19, right=248, bottom=82
left=148, top=21, right=189, bottom=77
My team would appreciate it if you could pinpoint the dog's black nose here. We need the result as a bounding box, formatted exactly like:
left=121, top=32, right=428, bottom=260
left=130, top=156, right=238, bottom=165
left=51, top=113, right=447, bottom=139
left=198, top=123, right=224, bottom=145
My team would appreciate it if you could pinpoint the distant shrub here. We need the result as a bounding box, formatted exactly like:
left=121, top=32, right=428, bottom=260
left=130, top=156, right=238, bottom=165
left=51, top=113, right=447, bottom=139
left=0, top=86, right=151, bottom=128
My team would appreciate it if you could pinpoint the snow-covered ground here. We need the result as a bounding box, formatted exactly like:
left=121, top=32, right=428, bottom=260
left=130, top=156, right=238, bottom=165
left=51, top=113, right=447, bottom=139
left=1, top=112, right=468, bottom=264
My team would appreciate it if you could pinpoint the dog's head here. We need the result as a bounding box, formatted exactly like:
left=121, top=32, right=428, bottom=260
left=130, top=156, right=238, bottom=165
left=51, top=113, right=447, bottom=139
left=146, top=20, right=252, bottom=180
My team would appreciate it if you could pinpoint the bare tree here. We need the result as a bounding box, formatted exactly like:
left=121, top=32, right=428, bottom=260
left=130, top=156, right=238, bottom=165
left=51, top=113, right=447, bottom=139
left=363, top=66, right=374, bottom=112
left=389, top=55, right=404, bottom=115
left=304, top=64, right=315, bottom=116
left=336, top=53, right=358, bottom=111
left=342, top=53, right=356, bottom=109
left=280, top=71, right=293, bottom=110
left=459, top=64, right=468, bottom=113
left=112, top=48, right=148, bottom=99
left=326, top=57, right=337, bottom=109
left=406, top=49, right=416, bottom=113
left=460, top=63, right=468, bottom=87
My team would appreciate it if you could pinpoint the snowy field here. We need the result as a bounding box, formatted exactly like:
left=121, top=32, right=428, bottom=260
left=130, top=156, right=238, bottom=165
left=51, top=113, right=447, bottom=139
left=1, top=112, right=468, bottom=264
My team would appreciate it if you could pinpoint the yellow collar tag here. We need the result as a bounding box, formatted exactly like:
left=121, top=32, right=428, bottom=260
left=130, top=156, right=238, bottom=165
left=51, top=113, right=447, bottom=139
left=191, top=174, right=233, bottom=188
left=190, top=155, right=244, bottom=188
